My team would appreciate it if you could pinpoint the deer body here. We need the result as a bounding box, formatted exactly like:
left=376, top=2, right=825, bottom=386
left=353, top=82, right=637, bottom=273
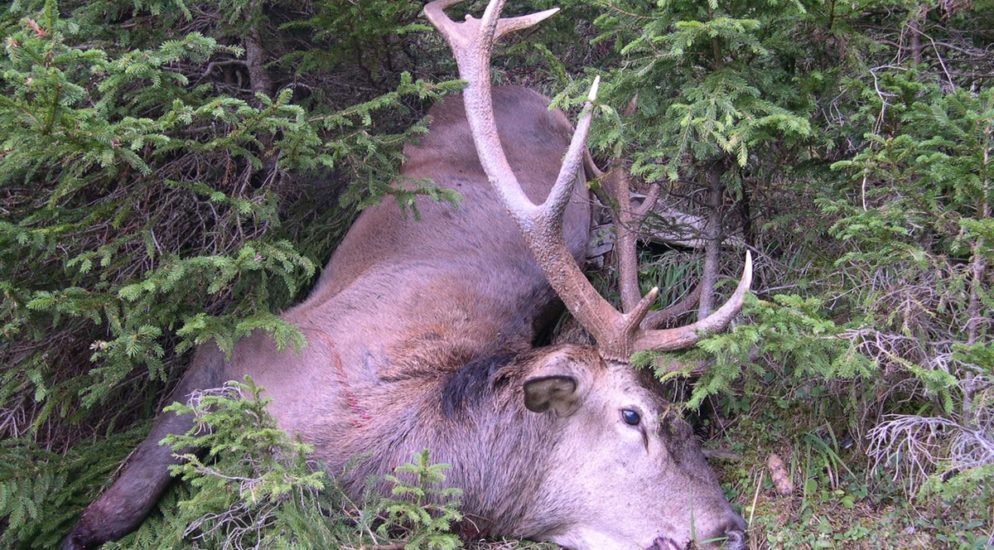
left=68, top=2, right=754, bottom=548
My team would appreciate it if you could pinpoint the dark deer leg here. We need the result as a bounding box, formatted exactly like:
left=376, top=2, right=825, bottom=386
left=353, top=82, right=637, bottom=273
left=63, top=345, right=226, bottom=549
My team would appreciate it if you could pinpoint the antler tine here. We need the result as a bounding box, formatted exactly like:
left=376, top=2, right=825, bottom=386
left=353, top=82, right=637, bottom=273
left=423, top=1, right=460, bottom=28
left=583, top=150, right=605, bottom=179
left=633, top=251, right=753, bottom=352
left=425, top=0, right=548, bottom=223
left=641, top=282, right=702, bottom=330
left=542, top=76, right=599, bottom=224
left=482, top=1, right=560, bottom=42
left=604, top=167, right=659, bottom=314
left=606, top=167, right=642, bottom=313
left=424, top=0, right=558, bottom=50
left=424, top=0, right=575, bottom=227
left=609, top=167, right=664, bottom=314
left=635, top=182, right=661, bottom=217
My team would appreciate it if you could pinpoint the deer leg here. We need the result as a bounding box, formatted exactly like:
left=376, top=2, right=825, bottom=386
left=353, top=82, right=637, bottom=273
left=62, top=344, right=226, bottom=550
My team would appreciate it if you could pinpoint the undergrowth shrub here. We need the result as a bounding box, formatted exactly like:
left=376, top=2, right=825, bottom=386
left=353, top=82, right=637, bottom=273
left=99, top=379, right=462, bottom=549
left=380, top=450, right=464, bottom=550
left=829, top=74, right=994, bottom=505
left=0, top=428, right=147, bottom=548
left=106, top=378, right=333, bottom=549
left=0, top=0, right=460, bottom=545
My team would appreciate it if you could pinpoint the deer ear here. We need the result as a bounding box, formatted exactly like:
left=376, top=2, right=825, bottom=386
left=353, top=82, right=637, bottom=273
left=521, top=347, right=595, bottom=417
left=523, top=375, right=579, bottom=416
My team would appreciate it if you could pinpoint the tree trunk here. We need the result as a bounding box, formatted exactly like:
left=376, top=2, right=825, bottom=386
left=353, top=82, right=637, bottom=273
left=698, top=161, right=725, bottom=318
left=243, top=21, right=278, bottom=187
left=740, top=170, right=753, bottom=247
left=244, top=28, right=273, bottom=99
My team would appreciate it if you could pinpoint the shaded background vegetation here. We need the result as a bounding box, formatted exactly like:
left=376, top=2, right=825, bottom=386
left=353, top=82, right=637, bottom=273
left=1, top=0, right=991, bottom=547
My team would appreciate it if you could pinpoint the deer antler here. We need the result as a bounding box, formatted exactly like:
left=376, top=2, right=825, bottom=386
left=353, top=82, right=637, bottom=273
left=424, top=0, right=751, bottom=364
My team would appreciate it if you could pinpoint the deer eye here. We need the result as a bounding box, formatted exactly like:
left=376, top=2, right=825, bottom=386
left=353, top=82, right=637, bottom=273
left=621, top=408, right=641, bottom=426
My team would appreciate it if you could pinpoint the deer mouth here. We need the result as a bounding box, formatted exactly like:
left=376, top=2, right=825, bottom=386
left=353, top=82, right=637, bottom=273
left=721, top=529, right=747, bottom=550
left=645, top=529, right=747, bottom=550
left=645, top=535, right=683, bottom=550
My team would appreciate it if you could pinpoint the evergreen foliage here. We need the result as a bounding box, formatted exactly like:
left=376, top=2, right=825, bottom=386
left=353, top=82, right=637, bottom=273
left=379, top=450, right=464, bottom=550
left=104, top=379, right=463, bottom=549
left=116, top=378, right=332, bottom=549
left=1, top=0, right=461, bottom=546
left=1, top=0, right=993, bottom=546
left=0, top=428, right=146, bottom=548
left=563, top=0, right=812, bottom=181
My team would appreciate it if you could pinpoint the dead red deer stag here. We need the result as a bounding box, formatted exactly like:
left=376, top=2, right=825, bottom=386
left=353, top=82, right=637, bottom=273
left=64, top=1, right=752, bottom=548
